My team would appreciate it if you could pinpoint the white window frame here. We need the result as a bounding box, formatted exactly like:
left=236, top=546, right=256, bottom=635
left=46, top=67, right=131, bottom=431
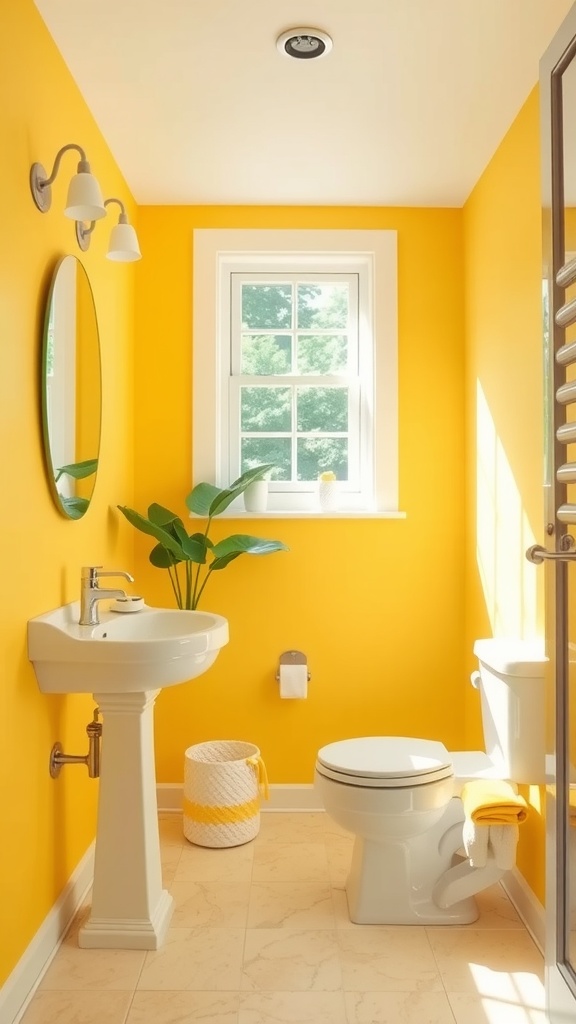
left=193, top=229, right=400, bottom=517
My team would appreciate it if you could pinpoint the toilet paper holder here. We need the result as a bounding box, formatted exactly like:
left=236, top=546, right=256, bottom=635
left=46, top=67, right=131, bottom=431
left=276, top=650, right=311, bottom=682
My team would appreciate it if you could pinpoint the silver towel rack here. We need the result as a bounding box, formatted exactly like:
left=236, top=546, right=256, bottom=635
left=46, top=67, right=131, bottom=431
left=526, top=535, right=576, bottom=563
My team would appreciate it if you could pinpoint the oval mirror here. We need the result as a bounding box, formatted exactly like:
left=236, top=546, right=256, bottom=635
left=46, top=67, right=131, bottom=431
left=41, top=255, right=101, bottom=519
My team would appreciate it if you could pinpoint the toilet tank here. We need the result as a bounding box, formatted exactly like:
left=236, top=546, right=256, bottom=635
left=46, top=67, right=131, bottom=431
left=473, top=638, right=548, bottom=785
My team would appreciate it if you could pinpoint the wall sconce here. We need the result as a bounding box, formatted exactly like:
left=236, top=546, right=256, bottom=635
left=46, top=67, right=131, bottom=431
left=76, top=198, right=142, bottom=262
left=30, top=143, right=106, bottom=221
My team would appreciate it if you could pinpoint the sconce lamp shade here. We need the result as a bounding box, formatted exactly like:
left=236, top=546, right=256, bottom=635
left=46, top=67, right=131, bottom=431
left=107, top=218, right=142, bottom=262
left=64, top=166, right=106, bottom=221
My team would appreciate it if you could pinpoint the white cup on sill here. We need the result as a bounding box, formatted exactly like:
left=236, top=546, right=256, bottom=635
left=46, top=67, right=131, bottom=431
left=244, top=480, right=268, bottom=513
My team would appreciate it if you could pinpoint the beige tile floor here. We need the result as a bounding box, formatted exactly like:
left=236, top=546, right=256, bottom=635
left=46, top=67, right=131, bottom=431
left=20, top=812, right=546, bottom=1024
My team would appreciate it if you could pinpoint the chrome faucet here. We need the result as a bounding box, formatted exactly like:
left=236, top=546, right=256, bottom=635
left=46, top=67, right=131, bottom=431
left=79, top=565, right=135, bottom=625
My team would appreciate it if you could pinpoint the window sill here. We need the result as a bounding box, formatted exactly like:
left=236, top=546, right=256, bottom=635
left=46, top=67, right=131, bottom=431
left=198, top=509, right=407, bottom=520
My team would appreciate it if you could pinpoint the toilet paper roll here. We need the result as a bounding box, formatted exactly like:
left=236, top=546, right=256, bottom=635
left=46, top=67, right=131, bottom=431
left=279, top=663, right=308, bottom=699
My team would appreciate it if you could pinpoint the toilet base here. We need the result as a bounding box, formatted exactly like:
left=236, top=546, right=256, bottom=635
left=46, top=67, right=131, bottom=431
left=345, top=798, right=480, bottom=925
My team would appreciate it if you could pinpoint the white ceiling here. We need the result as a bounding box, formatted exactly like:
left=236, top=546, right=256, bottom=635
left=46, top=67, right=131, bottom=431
left=34, top=0, right=573, bottom=208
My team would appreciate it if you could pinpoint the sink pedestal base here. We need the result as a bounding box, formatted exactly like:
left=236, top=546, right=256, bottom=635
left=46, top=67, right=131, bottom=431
left=79, top=689, right=173, bottom=950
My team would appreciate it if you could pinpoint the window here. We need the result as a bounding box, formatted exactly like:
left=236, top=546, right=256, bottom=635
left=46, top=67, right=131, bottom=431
left=193, top=229, right=399, bottom=516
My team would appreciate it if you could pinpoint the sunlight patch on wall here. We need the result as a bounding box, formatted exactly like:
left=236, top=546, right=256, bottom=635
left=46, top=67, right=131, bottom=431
left=476, top=380, right=539, bottom=638
left=528, top=785, right=543, bottom=814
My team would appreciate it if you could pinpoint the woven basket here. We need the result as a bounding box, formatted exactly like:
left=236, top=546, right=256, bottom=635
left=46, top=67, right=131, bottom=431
left=183, top=740, right=268, bottom=848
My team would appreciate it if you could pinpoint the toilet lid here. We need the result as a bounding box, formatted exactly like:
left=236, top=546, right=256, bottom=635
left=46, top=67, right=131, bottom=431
left=316, top=737, right=454, bottom=788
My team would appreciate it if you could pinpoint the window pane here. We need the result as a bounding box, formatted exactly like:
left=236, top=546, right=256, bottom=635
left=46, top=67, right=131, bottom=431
left=242, top=284, right=292, bottom=329
left=297, top=387, right=348, bottom=433
left=297, top=438, right=348, bottom=481
left=242, top=438, right=291, bottom=480
left=241, top=334, right=291, bottom=374
left=241, top=386, right=292, bottom=432
left=297, top=334, right=347, bottom=374
left=297, top=283, right=348, bottom=329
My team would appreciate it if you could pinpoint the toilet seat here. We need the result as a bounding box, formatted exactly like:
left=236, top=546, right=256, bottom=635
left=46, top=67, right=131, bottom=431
left=316, top=736, right=454, bottom=789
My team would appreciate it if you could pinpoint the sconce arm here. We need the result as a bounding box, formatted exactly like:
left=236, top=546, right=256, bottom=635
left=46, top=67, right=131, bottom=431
left=76, top=218, right=97, bottom=251
left=30, top=143, right=91, bottom=214
left=105, top=197, right=128, bottom=222
left=39, top=143, right=88, bottom=188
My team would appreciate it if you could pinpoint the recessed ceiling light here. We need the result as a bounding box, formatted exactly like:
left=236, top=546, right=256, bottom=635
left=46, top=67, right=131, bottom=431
left=276, top=28, right=333, bottom=60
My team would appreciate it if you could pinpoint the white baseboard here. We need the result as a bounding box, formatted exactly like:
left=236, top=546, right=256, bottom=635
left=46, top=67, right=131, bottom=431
left=157, top=781, right=322, bottom=812
left=501, top=866, right=545, bottom=953
left=0, top=843, right=94, bottom=1024
left=156, top=782, right=185, bottom=811
left=262, top=784, right=323, bottom=810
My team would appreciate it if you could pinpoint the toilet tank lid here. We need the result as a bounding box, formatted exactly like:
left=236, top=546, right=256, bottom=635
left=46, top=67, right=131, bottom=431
left=473, top=638, right=547, bottom=676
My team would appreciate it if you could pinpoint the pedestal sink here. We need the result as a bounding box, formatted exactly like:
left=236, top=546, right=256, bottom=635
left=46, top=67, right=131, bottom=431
left=27, top=601, right=229, bottom=950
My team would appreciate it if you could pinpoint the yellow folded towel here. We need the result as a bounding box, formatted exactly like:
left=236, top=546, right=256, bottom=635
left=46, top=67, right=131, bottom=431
left=461, top=779, right=529, bottom=825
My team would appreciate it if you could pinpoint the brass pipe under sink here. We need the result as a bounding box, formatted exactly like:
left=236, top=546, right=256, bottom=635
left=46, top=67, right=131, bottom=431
left=49, top=707, right=102, bottom=779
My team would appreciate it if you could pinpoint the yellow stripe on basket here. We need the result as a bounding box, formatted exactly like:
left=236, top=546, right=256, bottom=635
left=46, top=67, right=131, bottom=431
left=183, top=797, right=260, bottom=826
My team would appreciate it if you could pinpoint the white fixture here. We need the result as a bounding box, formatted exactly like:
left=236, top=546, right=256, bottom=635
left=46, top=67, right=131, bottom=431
left=76, top=196, right=142, bottom=262
left=27, top=601, right=228, bottom=692
left=106, top=209, right=141, bottom=261
left=276, top=28, right=333, bottom=60
left=27, top=601, right=229, bottom=949
left=30, top=143, right=106, bottom=220
left=315, top=638, right=547, bottom=925
left=30, top=146, right=140, bottom=260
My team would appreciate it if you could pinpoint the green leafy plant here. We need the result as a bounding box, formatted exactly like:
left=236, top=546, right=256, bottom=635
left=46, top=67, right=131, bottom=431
left=55, top=458, right=98, bottom=519
left=117, top=465, right=287, bottom=610
left=54, top=458, right=99, bottom=484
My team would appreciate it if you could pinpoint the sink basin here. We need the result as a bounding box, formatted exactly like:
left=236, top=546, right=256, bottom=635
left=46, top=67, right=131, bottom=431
left=27, top=601, right=229, bottom=693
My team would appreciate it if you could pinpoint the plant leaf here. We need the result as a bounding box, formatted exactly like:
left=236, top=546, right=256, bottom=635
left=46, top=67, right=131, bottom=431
left=229, top=464, right=275, bottom=490
left=148, top=503, right=181, bottom=527
left=211, top=534, right=288, bottom=558
left=148, top=505, right=203, bottom=556
left=209, top=465, right=277, bottom=517
left=210, top=552, right=242, bottom=571
left=171, top=520, right=188, bottom=545
left=190, top=531, right=214, bottom=549
left=186, top=465, right=276, bottom=519
left=179, top=531, right=208, bottom=562
left=164, top=520, right=207, bottom=562
left=117, top=505, right=185, bottom=559
left=61, top=495, right=90, bottom=518
left=150, top=543, right=181, bottom=568
left=185, top=483, right=221, bottom=517
left=55, top=458, right=98, bottom=481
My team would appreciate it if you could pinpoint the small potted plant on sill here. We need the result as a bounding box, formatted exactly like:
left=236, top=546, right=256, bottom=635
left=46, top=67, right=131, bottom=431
left=117, top=465, right=287, bottom=610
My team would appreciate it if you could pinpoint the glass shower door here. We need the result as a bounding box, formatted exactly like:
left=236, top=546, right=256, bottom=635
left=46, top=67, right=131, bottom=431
left=538, top=8, right=576, bottom=1019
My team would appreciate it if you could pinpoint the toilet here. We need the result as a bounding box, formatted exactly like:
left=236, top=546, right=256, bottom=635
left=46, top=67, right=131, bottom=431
left=315, top=638, right=547, bottom=925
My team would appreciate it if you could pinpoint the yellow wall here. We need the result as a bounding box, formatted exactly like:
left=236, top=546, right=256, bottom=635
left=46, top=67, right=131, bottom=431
left=134, top=206, right=467, bottom=783
left=0, top=0, right=551, bottom=990
left=136, top=96, right=548, bottom=901
left=463, top=87, right=546, bottom=901
left=0, top=1, right=136, bottom=987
